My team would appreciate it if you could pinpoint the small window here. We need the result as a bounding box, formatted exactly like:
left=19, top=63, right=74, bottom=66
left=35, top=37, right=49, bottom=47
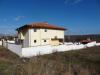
left=55, top=36, right=57, bottom=39
left=34, top=29, right=37, bottom=32
left=34, top=40, right=37, bottom=43
left=44, top=40, right=46, bottom=42
left=44, top=29, right=47, bottom=32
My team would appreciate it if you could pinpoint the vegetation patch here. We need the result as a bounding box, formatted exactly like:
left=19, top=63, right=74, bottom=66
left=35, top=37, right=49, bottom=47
left=0, top=46, right=100, bottom=75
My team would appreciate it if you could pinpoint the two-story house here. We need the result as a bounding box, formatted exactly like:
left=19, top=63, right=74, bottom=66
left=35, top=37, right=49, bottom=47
left=16, top=22, right=66, bottom=47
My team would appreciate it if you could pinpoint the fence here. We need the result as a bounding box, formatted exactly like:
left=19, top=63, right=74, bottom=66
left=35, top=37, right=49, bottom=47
left=86, top=41, right=96, bottom=47
left=96, top=43, right=100, bottom=46
left=8, top=43, right=22, bottom=57
left=1, top=41, right=100, bottom=58
left=3, top=41, right=8, bottom=48
left=21, top=45, right=53, bottom=57
left=2, top=41, right=22, bottom=57
left=53, top=44, right=85, bottom=52
left=21, top=44, right=86, bottom=57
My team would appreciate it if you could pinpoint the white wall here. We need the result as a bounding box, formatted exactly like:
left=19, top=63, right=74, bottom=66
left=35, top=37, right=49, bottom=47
left=2, top=41, right=22, bottom=57
left=96, top=43, right=100, bottom=46
left=3, top=41, right=8, bottom=48
left=8, top=43, right=22, bottom=57
left=7, top=40, right=15, bottom=43
left=21, top=44, right=85, bottom=58
left=0, top=41, right=2, bottom=45
left=29, top=29, right=41, bottom=46
left=86, top=41, right=96, bottom=47
left=29, top=29, right=64, bottom=47
left=40, top=29, right=64, bottom=39
left=21, top=41, right=98, bottom=58
left=17, top=28, right=64, bottom=47
left=47, top=29, right=64, bottom=39
left=22, top=45, right=53, bottom=57
left=41, top=39, right=50, bottom=45
left=52, top=44, right=85, bottom=52
left=2, top=40, right=99, bottom=58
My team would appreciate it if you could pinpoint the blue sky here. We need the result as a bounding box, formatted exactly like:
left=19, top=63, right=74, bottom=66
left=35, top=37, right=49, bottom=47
left=0, top=0, right=100, bottom=35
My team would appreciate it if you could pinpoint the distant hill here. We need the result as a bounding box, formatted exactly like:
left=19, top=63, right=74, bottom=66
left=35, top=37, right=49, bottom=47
left=65, top=34, right=100, bottom=42
left=0, top=33, right=16, bottom=37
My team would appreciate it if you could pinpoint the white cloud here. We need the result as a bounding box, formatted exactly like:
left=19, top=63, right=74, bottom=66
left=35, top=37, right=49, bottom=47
left=14, top=16, right=25, bottom=21
left=64, top=0, right=83, bottom=5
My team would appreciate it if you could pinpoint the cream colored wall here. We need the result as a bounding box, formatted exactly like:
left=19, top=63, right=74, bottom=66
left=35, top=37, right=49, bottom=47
left=50, top=40, right=60, bottom=46
left=29, top=29, right=64, bottom=47
left=29, top=29, right=41, bottom=46
left=18, top=28, right=64, bottom=47
left=39, top=29, right=64, bottom=39
left=18, top=32, right=21, bottom=39
left=17, top=30, right=29, bottom=47
left=18, top=31, right=25, bottom=40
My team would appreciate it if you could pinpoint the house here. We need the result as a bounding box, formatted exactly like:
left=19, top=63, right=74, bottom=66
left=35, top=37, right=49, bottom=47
left=2, top=22, right=99, bottom=57
left=16, top=22, right=66, bottom=47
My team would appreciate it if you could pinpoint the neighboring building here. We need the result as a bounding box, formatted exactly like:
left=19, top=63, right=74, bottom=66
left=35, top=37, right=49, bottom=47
left=16, top=22, right=66, bottom=47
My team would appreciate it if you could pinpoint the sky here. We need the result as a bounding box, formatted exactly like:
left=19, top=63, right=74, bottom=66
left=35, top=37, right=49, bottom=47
left=0, top=0, right=100, bottom=35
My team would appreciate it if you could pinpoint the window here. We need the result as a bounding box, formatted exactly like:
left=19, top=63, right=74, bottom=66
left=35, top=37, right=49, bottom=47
left=34, top=40, right=37, bottom=43
left=55, top=36, right=57, bottom=39
left=44, top=40, right=46, bottom=42
left=34, top=29, right=37, bottom=32
left=44, top=29, right=47, bottom=32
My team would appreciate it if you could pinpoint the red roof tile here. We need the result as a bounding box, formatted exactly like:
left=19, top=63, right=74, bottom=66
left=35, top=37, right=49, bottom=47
left=16, top=22, right=66, bottom=31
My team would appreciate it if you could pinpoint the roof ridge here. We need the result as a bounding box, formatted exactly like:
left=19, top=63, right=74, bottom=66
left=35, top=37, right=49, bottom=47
left=16, top=22, right=66, bottom=31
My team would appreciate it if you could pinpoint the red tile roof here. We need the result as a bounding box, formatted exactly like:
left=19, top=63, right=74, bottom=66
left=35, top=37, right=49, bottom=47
left=80, top=40, right=92, bottom=44
left=16, top=22, right=66, bottom=31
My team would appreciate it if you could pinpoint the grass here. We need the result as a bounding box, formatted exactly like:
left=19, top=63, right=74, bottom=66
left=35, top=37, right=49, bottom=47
left=0, top=46, right=100, bottom=75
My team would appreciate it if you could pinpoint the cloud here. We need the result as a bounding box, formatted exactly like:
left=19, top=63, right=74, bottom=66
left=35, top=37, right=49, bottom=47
left=14, top=16, right=25, bottom=21
left=64, top=0, right=83, bottom=5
